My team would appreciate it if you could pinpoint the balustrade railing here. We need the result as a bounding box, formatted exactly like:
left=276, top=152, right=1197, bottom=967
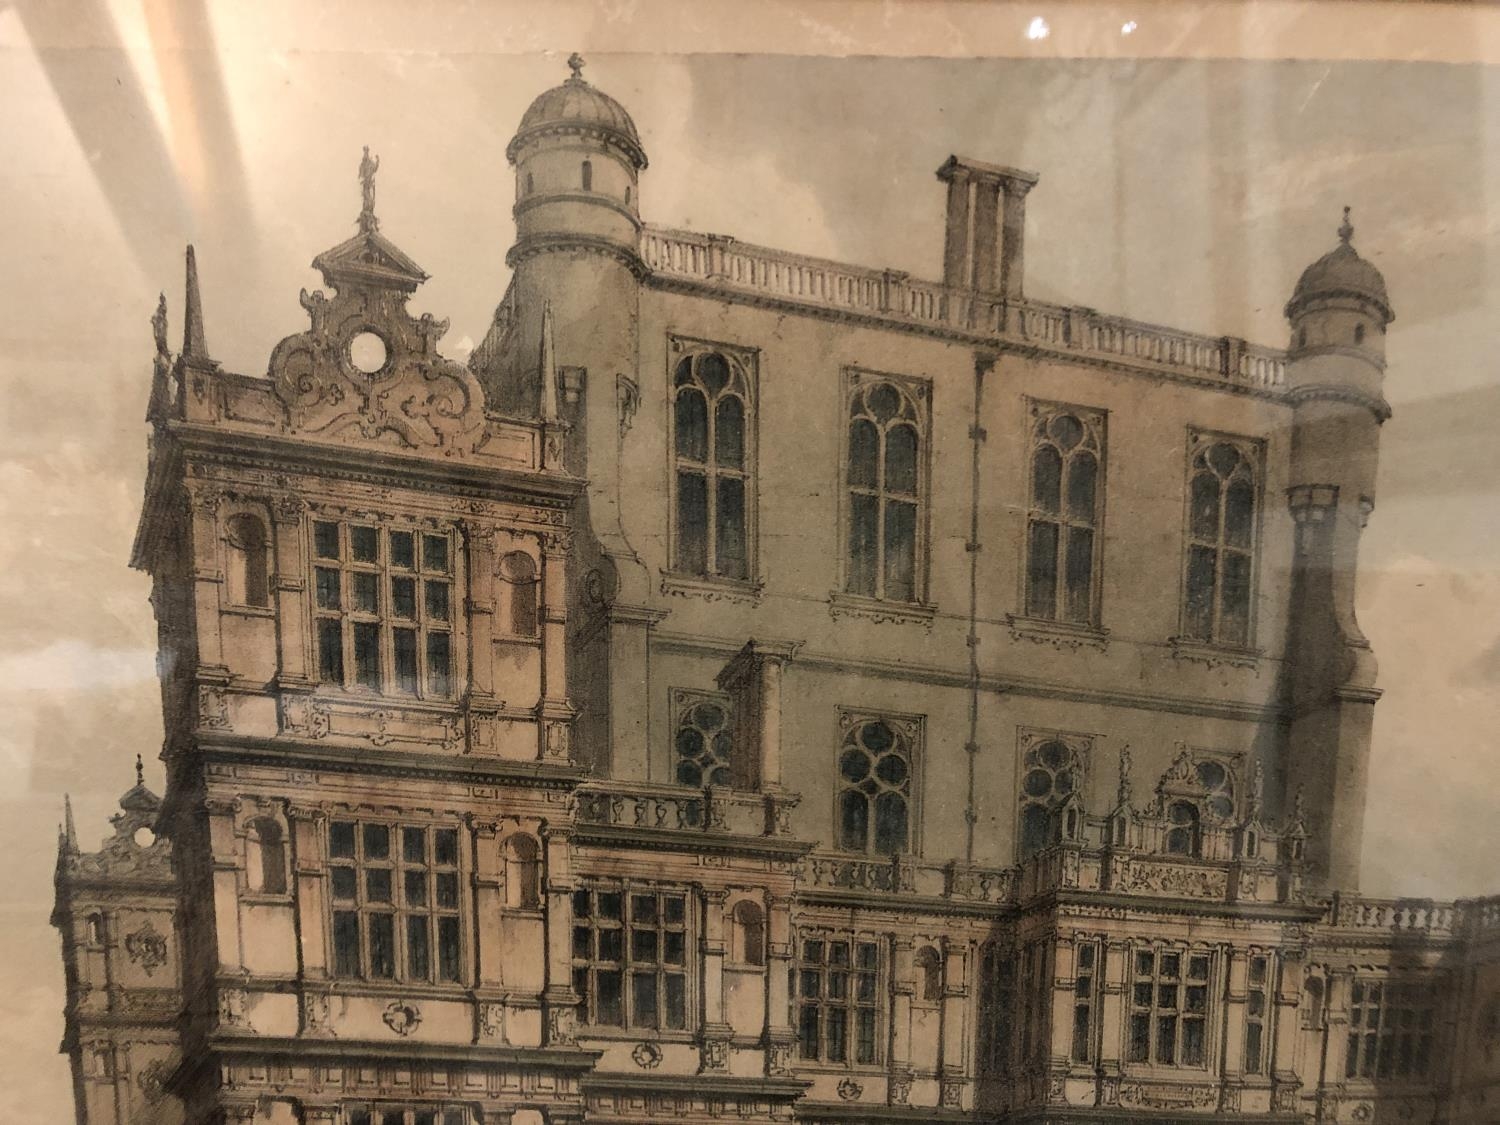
left=641, top=226, right=1286, bottom=391
left=572, top=781, right=796, bottom=838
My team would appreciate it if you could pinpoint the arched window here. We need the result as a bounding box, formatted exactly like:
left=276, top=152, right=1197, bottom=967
left=1184, top=437, right=1260, bottom=646
left=1354, top=323, right=1366, bottom=345
left=674, top=696, right=733, bottom=787
left=85, top=913, right=104, bottom=946
left=1297, top=327, right=1308, bottom=350
left=1165, top=801, right=1202, bottom=857
left=226, top=514, right=270, bottom=608
left=503, top=835, right=542, bottom=909
left=838, top=716, right=913, bottom=857
left=625, top=184, right=632, bottom=205
left=732, top=900, right=765, bottom=966
left=916, top=946, right=943, bottom=1002
left=1018, top=737, right=1084, bottom=859
left=581, top=159, right=593, bottom=191
left=500, top=551, right=539, bottom=637
left=1025, top=406, right=1104, bottom=624
left=525, top=172, right=534, bottom=196
left=246, top=818, right=287, bottom=895
left=672, top=349, right=753, bottom=580
left=846, top=378, right=925, bottom=602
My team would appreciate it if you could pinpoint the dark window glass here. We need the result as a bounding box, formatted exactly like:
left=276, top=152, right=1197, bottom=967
left=1026, top=521, right=1059, bottom=618
left=351, top=525, right=378, bottom=562
left=886, top=424, right=918, bottom=494
left=315, top=567, right=341, bottom=610
left=389, top=530, right=415, bottom=568
left=884, top=500, right=917, bottom=603
left=1185, top=545, right=1217, bottom=640
left=333, top=912, right=360, bottom=976
left=369, top=914, right=396, bottom=978
left=330, top=821, right=356, bottom=858
left=849, top=419, right=879, bottom=489
left=425, top=580, right=450, bottom=622
left=676, top=472, right=708, bottom=574
left=352, top=571, right=378, bottom=614
left=1032, top=445, right=1062, bottom=512
left=407, top=915, right=430, bottom=979
left=715, top=396, right=744, bottom=469
left=422, top=534, right=449, bottom=574
left=391, top=576, right=416, bottom=618
left=427, top=633, right=451, bottom=696
left=716, top=478, right=747, bottom=580
left=438, top=917, right=461, bottom=981
left=318, top=618, right=344, bottom=683
left=675, top=389, right=708, bottom=461
left=848, top=493, right=879, bottom=597
left=394, top=628, right=418, bottom=693
left=354, top=621, right=380, bottom=689
left=313, top=521, right=340, bottom=559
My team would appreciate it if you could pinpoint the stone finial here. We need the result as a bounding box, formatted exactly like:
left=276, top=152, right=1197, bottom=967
left=182, top=245, right=211, bottom=363
left=135, top=753, right=145, bottom=788
left=1338, top=205, right=1353, bottom=245
left=152, top=293, right=168, bottom=362
left=567, top=52, right=586, bottom=81
left=1117, top=746, right=1133, bottom=807
left=359, top=146, right=381, bottom=233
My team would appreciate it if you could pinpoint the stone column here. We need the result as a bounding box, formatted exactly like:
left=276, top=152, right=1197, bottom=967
left=938, top=940, right=971, bottom=1109
left=188, top=486, right=228, bottom=675
left=540, top=825, right=578, bottom=1045
left=536, top=532, right=576, bottom=762
left=699, top=888, right=732, bottom=1072
left=715, top=639, right=798, bottom=792
left=888, top=937, right=915, bottom=1104
left=939, top=164, right=972, bottom=290
left=998, top=177, right=1032, bottom=301
left=1049, top=937, right=1077, bottom=1069
left=464, top=522, right=499, bottom=705
left=764, top=893, right=796, bottom=1075
left=971, top=179, right=1001, bottom=294
left=287, top=803, right=329, bottom=986
left=1097, top=940, right=1131, bottom=1103
left=473, top=819, right=504, bottom=988
left=205, top=796, right=244, bottom=973
left=270, top=496, right=310, bottom=685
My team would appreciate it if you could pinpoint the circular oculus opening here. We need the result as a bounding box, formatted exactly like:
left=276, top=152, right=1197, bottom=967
left=348, top=331, right=389, bottom=374
left=133, top=826, right=156, bottom=848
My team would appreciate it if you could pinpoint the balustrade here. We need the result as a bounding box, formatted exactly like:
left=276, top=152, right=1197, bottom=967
left=640, top=226, right=1286, bottom=391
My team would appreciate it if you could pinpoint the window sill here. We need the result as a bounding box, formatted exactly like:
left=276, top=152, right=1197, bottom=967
left=494, top=633, right=543, bottom=647
left=1006, top=615, right=1109, bottom=652
left=828, top=592, right=935, bottom=628
left=241, top=892, right=294, bottom=907
left=794, top=1060, right=889, bottom=1076
left=1167, top=637, right=1264, bottom=671
left=578, top=1026, right=698, bottom=1044
left=223, top=604, right=278, bottom=619
left=660, top=571, right=764, bottom=606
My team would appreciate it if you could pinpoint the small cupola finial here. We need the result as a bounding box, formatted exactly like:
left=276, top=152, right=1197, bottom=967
left=567, top=52, right=586, bottom=82
left=135, top=753, right=144, bottom=788
left=1338, top=205, right=1354, bottom=246
left=359, top=145, right=381, bottom=234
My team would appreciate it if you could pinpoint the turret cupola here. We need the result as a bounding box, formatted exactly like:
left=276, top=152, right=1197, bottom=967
left=1285, top=207, right=1394, bottom=377
left=507, top=54, right=646, bottom=264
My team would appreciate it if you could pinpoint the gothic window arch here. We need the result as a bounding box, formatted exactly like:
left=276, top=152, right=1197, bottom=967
left=499, top=551, right=539, bottom=638
left=671, top=344, right=754, bottom=582
left=247, top=816, right=288, bottom=895
left=225, top=512, right=270, bottom=608
left=1164, top=801, right=1202, bottom=857
left=731, top=900, right=765, bottom=966
left=845, top=373, right=928, bottom=603
left=503, top=834, right=541, bottom=910
left=1024, top=403, right=1105, bottom=624
left=837, top=712, right=919, bottom=857
left=1183, top=433, right=1263, bottom=646
left=1017, top=734, right=1088, bottom=859
left=673, top=693, right=734, bottom=787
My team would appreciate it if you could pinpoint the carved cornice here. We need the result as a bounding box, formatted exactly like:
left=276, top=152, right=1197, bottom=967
left=1285, top=382, right=1393, bottom=423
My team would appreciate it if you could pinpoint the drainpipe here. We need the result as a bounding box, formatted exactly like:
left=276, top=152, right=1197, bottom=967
left=964, top=350, right=997, bottom=864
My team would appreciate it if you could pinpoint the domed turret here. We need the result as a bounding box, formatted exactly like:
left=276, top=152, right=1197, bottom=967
left=1285, top=208, right=1393, bottom=373
left=506, top=54, right=646, bottom=262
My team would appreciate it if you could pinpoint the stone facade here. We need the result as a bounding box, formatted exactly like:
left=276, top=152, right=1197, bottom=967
left=53, top=58, right=1500, bottom=1125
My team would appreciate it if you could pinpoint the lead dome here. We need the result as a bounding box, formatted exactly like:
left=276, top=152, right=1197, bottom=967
left=1286, top=207, right=1392, bottom=324
left=506, top=53, right=647, bottom=170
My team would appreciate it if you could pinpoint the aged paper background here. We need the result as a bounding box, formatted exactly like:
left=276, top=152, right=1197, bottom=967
left=4, top=0, right=1498, bottom=1117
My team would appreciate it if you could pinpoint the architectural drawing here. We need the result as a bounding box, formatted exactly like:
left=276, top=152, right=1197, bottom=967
left=52, top=57, right=1500, bottom=1125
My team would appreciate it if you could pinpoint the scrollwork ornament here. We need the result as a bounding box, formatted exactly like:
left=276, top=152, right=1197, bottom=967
left=631, top=1041, right=663, bottom=1070
left=836, top=1078, right=863, bottom=1101
left=382, top=1000, right=421, bottom=1037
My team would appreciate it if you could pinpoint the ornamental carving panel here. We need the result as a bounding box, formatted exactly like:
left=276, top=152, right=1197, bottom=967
left=123, top=921, right=169, bottom=976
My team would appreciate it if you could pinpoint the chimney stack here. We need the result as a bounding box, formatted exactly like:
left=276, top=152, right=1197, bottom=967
left=937, top=156, right=1038, bottom=301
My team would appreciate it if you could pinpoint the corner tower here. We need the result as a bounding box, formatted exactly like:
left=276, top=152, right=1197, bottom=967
left=1281, top=208, right=1394, bottom=892
left=495, top=56, right=656, bottom=782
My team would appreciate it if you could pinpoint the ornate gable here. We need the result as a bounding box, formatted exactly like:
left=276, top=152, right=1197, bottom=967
left=268, top=150, right=488, bottom=456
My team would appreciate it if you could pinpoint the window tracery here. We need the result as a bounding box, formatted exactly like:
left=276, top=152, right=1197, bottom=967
left=845, top=372, right=928, bottom=604
left=1183, top=433, right=1262, bottom=647
left=671, top=344, right=755, bottom=582
left=1024, top=403, right=1105, bottom=625
left=672, top=692, right=734, bottom=788
left=1017, top=732, right=1090, bottom=859
left=837, top=712, right=919, bottom=857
